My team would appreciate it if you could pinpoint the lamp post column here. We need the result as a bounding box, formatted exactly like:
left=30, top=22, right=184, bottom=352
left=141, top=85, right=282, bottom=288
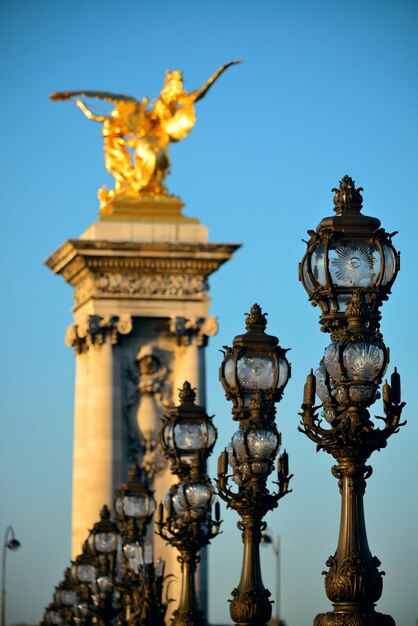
left=217, top=304, right=292, bottom=626
left=1, top=527, right=21, bottom=626
left=299, top=176, right=405, bottom=626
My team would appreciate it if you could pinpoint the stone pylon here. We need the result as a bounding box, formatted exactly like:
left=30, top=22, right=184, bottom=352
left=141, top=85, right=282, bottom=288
left=46, top=197, right=239, bottom=612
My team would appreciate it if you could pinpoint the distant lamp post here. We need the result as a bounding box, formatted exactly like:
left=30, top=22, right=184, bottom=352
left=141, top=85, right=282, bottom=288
left=114, top=462, right=155, bottom=547
left=114, top=464, right=166, bottom=626
left=71, top=542, right=97, bottom=626
left=87, top=506, right=120, bottom=626
left=157, top=381, right=221, bottom=626
left=1, top=526, right=21, bottom=626
left=160, top=381, right=217, bottom=478
left=217, top=304, right=291, bottom=626
left=261, top=533, right=283, bottom=626
left=299, top=176, right=405, bottom=625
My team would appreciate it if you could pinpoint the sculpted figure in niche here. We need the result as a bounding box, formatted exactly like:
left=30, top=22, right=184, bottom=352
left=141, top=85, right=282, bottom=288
left=124, top=345, right=170, bottom=477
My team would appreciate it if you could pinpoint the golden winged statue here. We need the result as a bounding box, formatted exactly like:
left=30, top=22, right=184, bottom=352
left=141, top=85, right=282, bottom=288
left=50, top=61, right=240, bottom=210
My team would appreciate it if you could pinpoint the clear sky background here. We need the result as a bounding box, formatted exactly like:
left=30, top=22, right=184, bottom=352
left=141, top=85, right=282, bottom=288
left=1, top=1, right=417, bottom=625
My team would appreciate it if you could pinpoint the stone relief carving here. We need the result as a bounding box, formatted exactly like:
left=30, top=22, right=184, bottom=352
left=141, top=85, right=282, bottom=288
left=169, top=315, right=218, bottom=346
left=65, top=314, right=132, bottom=354
left=96, top=272, right=208, bottom=297
left=74, top=271, right=208, bottom=307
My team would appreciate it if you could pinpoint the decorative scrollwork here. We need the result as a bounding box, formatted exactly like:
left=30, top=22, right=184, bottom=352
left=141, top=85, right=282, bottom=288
left=324, top=554, right=384, bottom=603
left=229, top=585, right=272, bottom=625
left=65, top=314, right=132, bottom=354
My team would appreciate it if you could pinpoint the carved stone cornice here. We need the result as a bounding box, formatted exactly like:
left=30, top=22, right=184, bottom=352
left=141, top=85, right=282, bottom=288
left=65, top=314, right=132, bottom=354
left=169, top=316, right=218, bottom=346
left=45, top=240, right=240, bottom=308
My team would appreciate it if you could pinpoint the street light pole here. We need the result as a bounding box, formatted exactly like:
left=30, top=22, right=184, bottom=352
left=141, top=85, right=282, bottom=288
left=299, top=176, right=405, bottom=626
left=157, top=381, right=221, bottom=626
left=261, top=533, right=281, bottom=626
left=1, top=526, right=21, bottom=626
left=217, top=304, right=292, bottom=626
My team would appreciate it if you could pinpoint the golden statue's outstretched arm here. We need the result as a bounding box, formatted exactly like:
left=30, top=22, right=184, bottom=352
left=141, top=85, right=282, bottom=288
left=193, top=60, right=242, bottom=102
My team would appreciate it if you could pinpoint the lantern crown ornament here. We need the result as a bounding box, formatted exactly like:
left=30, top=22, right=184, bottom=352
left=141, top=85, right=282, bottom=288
left=219, top=303, right=290, bottom=424
left=299, top=176, right=400, bottom=337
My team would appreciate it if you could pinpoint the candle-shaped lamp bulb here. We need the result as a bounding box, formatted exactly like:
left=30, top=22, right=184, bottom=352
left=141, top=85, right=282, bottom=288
left=391, top=367, right=401, bottom=405
left=304, top=369, right=316, bottom=406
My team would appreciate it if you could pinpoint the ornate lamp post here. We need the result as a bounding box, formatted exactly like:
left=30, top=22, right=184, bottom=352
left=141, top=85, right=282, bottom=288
left=114, top=463, right=155, bottom=553
left=217, top=304, right=292, bottom=626
left=114, top=464, right=167, bottom=626
left=87, top=506, right=121, bottom=626
left=299, top=175, right=405, bottom=626
left=157, top=381, right=221, bottom=626
left=71, top=543, right=97, bottom=626
left=1, top=525, right=21, bottom=626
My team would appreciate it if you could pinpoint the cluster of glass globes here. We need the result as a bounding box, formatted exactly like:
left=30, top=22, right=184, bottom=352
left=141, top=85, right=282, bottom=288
left=123, top=542, right=164, bottom=576
left=165, top=481, right=215, bottom=535
left=315, top=339, right=388, bottom=419
left=227, top=427, right=280, bottom=485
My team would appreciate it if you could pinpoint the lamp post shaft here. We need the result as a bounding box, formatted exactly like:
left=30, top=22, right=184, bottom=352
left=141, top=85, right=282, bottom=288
left=316, top=457, right=386, bottom=625
left=1, top=532, right=7, bottom=626
left=1, top=587, right=5, bottom=626
left=172, top=550, right=204, bottom=626
left=230, top=515, right=271, bottom=626
left=1, top=527, right=20, bottom=626
left=275, top=536, right=280, bottom=625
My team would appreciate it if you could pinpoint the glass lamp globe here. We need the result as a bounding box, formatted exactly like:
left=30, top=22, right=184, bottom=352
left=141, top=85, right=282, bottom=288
left=323, top=339, right=388, bottom=406
left=114, top=464, right=155, bottom=524
left=71, top=542, right=97, bottom=585
left=73, top=563, right=96, bottom=584
left=87, top=506, right=119, bottom=555
left=57, top=590, right=77, bottom=608
left=47, top=611, right=61, bottom=625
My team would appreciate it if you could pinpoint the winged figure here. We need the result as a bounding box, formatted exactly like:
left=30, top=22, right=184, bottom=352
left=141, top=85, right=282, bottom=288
left=50, top=61, right=240, bottom=208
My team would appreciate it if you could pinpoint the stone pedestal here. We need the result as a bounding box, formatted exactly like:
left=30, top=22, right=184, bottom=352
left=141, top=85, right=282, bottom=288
left=46, top=200, right=239, bottom=613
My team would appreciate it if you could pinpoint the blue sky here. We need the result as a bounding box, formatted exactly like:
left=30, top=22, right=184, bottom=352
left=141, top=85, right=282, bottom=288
left=1, top=1, right=418, bottom=625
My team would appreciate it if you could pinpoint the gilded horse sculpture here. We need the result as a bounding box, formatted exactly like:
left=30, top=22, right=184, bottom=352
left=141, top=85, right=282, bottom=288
left=50, top=61, right=240, bottom=208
